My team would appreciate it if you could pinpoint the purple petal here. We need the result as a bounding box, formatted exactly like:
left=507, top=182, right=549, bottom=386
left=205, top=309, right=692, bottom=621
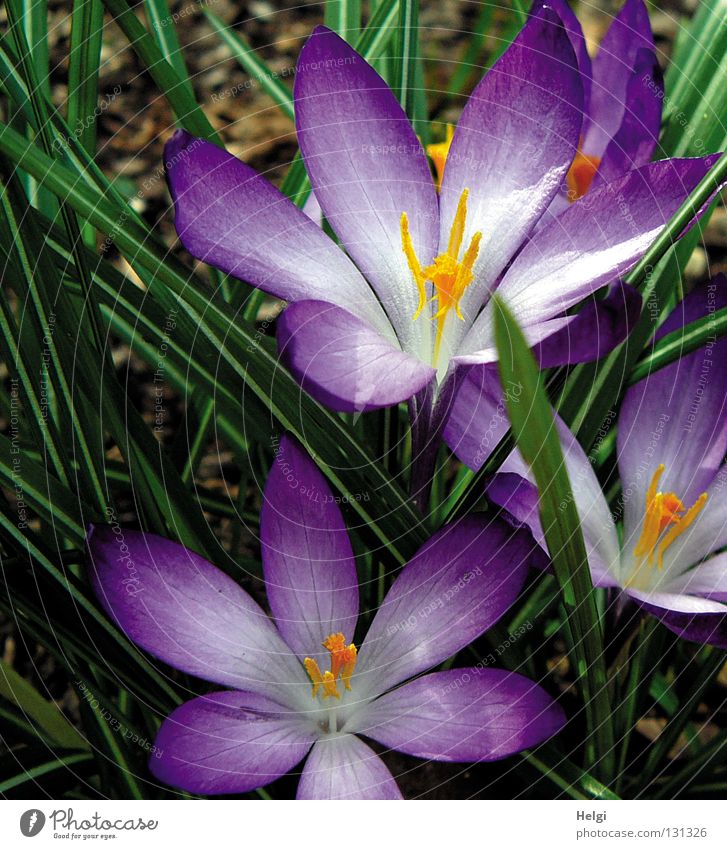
left=595, top=49, right=663, bottom=185
left=151, top=691, right=316, bottom=795
left=442, top=363, right=509, bottom=472
left=626, top=589, right=727, bottom=650
left=543, top=0, right=592, bottom=110
left=261, top=435, right=358, bottom=660
left=277, top=300, right=435, bottom=413
left=440, top=2, right=582, bottom=346
left=354, top=516, right=539, bottom=699
left=534, top=280, right=643, bottom=367
left=87, top=525, right=308, bottom=702
left=296, top=734, right=402, bottom=799
left=666, top=554, right=727, bottom=602
left=294, top=26, right=439, bottom=349
left=485, top=414, right=621, bottom=589
left=488, top=155, right=723, bottom=330
left=164, top=131, right=391, bottom=337
left=584, top=0, right=657, bottom=161
left=347, top=668, right=565, bottom=761
left=618, top=276, right=727, bottom=540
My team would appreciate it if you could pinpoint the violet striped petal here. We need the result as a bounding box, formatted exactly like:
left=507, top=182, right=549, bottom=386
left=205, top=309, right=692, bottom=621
left=261, top=435, right=359, bottom=660
left=626, top=589, right=727, bottom=650
left=584, top=0, right=657, bottom=161
left=87, top=525, right=309, bottom=704
left=296, top=734, right=402, bottom=800
left=485, top=415, right=621, bottom=589
left=164, top=131, right=392, bottom=338
left=477, top=155, right=722, bottom=335
left=277, top=300, right=436, bottom=413
left=666, top=555, right=727, bottom=603
left=294, top=26, right=439, bottom=356
left=151, top=691, right=316, bottom=795
left=618, top=276, right=727, bottom=542
left=354, top=516, right=538, bottom=700
left=347, top=668, right=565, bottom=761
left=440, top=2, right=582, bottom=351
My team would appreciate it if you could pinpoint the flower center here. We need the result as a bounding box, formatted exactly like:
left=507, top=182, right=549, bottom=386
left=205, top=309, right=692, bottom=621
left=566, top=140, right=601, bottom=202
left=400, top=188, right=482, bottom=365
left=303, top=632, right=357, bottom=701
left=631, top=464, right=707, bottom=573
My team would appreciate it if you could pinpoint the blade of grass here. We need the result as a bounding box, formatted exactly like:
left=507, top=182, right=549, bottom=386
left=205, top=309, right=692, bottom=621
left=144, top=0, right=194, bottom=96
left=392, top=0, right=420, bottom=129
left=325, top=0, right=362, bottom=39
left=493, top=295, right=615, bottom=783
left=203, top=10, right=295, bottom=121
left=0, top=120, right=427, bottom=560
left=629, top=304, right=727, bottom=385
left=0, top=660, right=88, bottom=749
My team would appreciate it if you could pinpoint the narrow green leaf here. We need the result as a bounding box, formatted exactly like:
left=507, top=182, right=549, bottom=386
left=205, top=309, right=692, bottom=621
left=493, top=296, right=615, bottom=782
left=203, top=10, right=295, bottom=121
left=325, top=0, right=362, bottom=39
left=144, top=0, right=194, bottom=95
left=102, top=0, right=219, bottom=141
left=629, top=304, right=727, bottom=385
left=0, top=660, right=88, bottom=749
left=392, top=0, right=420, bottom=126
left=0, top=751, right=94, bottom=793
left=67, top=0, right=104, bottom=155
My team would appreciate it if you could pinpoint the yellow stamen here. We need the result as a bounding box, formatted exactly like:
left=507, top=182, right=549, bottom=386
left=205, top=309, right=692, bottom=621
left=401, top=212, right=427, bottom=320
left=566, top=138, right=601, bottom=202
left=341, top=645, right=357, bottom=691
left=426, top=123, right=454, bottom=191
left=655, top=493, right=707, bottom=569
left=400, top=188, right=483, bottom=365
left=303, top=657, right=326, bottom=698
left=632, top=464, right=707, bottom=571
left=304, top=632, right=358, bottom=701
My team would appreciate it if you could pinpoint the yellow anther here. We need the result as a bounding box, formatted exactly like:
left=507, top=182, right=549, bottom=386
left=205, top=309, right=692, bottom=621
left=303, top=657, right=326, bottom=699
left=566, top=138, right=601, bottom=202
left=655, top=492, right=707, bottom=569
left=426, top=123, right=454, bottom=191
left=321, top=671, right=340, bottom=700
left=633, top=465, right=707, bottom=571
left=400, top=188, right=482, bottom=365
left=400, top=213, right=427, bottom=320
left=304, top=632, right=357, bottom=701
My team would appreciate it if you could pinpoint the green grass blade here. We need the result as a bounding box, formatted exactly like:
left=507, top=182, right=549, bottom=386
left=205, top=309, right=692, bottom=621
left=629, top=304, right=727, bottom=385
left=102, top=0, right=219, bottom=141
left=392, top=0, right=420, bottom=126
left=0, top=660, right=88, bottom=749
left=493, top=296, right=615, bottom=782
left=67, top=0, right=104, bottom=155
left=144, top=0, right=194, bottom=95
left=203, top=10, right=295, bottom=121
left=325, top=0, right=362, bottom=39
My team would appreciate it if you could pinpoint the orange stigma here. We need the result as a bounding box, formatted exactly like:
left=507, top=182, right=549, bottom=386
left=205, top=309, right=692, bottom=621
left=566, top=140, right=601, bottom=202
left=401, top=188, right=482, bottom=364
left=632, top=464, right=707, bottom=570
left=304, top=632, right=357, bottom=700
left=426, top=123, right=454, bottom=191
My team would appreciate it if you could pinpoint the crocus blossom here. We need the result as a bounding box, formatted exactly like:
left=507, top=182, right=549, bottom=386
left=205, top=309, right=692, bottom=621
left=486, top=277, right=727, bottom=648
left=547, top=0, right=663, bottom=209
left=87, top=436, right=564, bottom=799
left=165, top=2, right=720, bottom=422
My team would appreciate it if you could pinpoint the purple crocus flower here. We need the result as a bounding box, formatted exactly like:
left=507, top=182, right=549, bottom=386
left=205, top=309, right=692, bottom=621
left=547, top=0, right=663, bottom=210
left=87, top=436, right=564, bottom=799
left=486, top=276, right=727, bottom=648
left=164, top=2, right=718, bottom=422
